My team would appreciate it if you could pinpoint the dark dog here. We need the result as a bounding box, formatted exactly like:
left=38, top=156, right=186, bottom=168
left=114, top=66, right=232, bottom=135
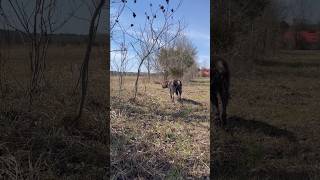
left=211, top=57, right=230, bottom=127
left=162, top=79, right=182, bottom=103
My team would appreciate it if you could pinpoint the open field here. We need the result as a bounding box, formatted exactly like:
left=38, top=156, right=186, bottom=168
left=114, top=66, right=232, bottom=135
left=110, top=76, right=210, bottom=179
left=4, top=45, right=320, bottom=179
left=0, top=45, right=108, bottom=179
left=213, top=50, right=320, bottom=179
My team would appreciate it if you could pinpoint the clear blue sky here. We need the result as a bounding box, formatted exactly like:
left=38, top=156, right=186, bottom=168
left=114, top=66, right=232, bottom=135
left=177, top=0, right=210, bottom=68
left=111, top=0, right=210, bottom=72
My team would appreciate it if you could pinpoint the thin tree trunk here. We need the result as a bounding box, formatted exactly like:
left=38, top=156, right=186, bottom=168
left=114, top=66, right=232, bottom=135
left=76, top=0, right=105, bottom=120
left=134, top=60, right=144, bottom=99
left=147, top=60, right=151, bottom=82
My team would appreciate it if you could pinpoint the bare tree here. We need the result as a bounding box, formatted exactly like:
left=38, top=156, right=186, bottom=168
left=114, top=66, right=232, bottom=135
left=213, top=0, right=285, bottom=65
left=0, top=49, right=8, bottom=97
left=248, top=0, right=284, bottom=57
left=0, top=22, right=10, bottom=97
left=0, top=0, right=80, bottom=105
left=114, top=0, right=183, bottom=99
left=112, top=31, right=129, bottom=94
left=143, top=49, right=154, bottom=83
left=75, top=0, right=105, bottom=120
left=110, top=0, right=127, bottom=39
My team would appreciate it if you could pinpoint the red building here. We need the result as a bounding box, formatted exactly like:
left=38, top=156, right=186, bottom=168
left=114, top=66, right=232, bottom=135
left=283, top=31, right=320, bottom=49
left=199, top=68, right=210, bottom=77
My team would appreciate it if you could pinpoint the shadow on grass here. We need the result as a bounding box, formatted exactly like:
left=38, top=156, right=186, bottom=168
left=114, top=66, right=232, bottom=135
left=179, top=98, right=203, bottom=106
left=211, top=116, right=308, bottom=179
left=226, top=116, right=297, bottom=142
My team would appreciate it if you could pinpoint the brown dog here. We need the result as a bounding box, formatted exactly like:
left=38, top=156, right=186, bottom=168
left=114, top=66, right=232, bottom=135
left=162, top=80, right=182, bottom=103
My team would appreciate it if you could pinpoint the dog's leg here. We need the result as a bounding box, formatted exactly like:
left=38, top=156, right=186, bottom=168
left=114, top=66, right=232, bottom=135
left=221, top=96, right=226, bottom=127
left=170, top=89, right=174, bottom=102
left=175, top=89, right=178, bottom=101
left=173, top=87, right=177, bottom=103
left=212, top=94, right=221, bottom=126
left=221, top=89, right=228, bottom=127
left=172, top=89, right=175, bottom=103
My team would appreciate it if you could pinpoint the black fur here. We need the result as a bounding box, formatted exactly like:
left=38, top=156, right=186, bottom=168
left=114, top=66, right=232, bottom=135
left=211, top=58, right=230, bottom=127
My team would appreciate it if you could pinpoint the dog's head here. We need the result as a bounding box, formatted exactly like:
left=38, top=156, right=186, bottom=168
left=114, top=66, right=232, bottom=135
left=173, top=80, right=182, bottom=87
left=161, top=80, right=169, bottom=88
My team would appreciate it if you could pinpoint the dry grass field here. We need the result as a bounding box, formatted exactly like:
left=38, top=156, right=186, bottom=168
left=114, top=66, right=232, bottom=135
left=3, top=45, right=320, bottom=179
left=0, top=45, right=108, bottom=179
left=110, top=75, right=210, bottom=179
left=213, top=50, right=320, bottom=179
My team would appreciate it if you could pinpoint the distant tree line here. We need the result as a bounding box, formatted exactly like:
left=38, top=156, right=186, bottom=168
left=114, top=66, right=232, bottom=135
left=0, top=29, right=105, bottom=46
left=213, top=0, right=285, bottom=62
left=213, top=0, right=320, bottom=63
